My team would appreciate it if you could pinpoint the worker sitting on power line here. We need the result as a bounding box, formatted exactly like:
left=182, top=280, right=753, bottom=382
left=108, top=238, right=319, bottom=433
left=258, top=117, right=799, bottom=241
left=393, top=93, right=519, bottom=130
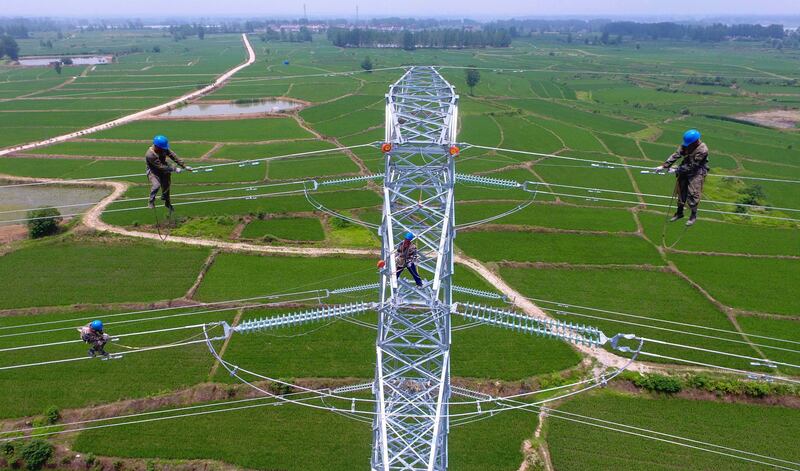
left=79, top=320, right=110, bottom=358
left=146, top=135, right=192, bottom=212
left=396, top=232, right=423, bottom=288
left=656, top=129, right=708, bottom=227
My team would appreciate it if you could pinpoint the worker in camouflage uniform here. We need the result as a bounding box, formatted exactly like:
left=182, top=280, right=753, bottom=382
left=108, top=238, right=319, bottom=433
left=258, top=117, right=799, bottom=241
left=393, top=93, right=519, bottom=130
left=657, top=129, right=708, bottom=227
left=79, top=320, right=110, bottom=358
left=146, top=135, right=192, bottom=211
left=396, top=232, right=423, bottom=287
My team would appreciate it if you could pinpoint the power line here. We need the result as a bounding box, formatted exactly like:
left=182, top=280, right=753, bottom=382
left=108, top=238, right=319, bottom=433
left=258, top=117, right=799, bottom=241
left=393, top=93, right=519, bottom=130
left=466, top=143, right=800, bottom=185
left=0, top=143, right=374, bottom=190
left=0, top=336, right=217, bottom=371
left=526, top=297, right=800, bottom=348
left=547, top=305, right=800, bottom=357
left=0, top=188, right=309, bottom=226
left=0, top=323, right=208, bottom=353
left=526, top=180, right=800, bottom=214
left=636, top=350, right=800, bottom=384
left=534, top=188, right=800, bottom=223
left=525, top=405, right=800, bottom=471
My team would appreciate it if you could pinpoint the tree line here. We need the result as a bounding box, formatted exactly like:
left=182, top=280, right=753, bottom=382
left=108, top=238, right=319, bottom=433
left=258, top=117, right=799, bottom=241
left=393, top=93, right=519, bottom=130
left=601, top=21, right=785, bottom=41
left=327, top=27, right=512, bottom=49
left=259, top=26, right=313, bottom=43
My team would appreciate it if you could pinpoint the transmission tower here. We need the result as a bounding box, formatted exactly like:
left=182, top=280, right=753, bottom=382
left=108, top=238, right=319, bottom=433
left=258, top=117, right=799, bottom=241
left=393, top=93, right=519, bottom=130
left=216, top=66, right=636, bottom=471
left=372, top=66, right=458, bottom=471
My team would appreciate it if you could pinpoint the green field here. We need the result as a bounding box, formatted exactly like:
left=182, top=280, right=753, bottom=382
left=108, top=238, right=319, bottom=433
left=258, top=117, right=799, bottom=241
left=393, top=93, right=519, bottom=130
left=1, top=26, right=798, bottom=471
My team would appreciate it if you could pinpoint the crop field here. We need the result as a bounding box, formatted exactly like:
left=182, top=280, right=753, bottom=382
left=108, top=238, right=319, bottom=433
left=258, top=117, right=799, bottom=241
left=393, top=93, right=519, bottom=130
left=0, top=27, right=798, bottom=471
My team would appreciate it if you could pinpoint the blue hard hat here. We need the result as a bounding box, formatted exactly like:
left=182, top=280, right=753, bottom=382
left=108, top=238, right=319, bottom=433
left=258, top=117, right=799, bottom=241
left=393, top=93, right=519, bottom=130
left=682, top=129, right=701, bottom=147
left=153, top=135, right=169, bottom=149
left=283, top=60, right=290, bottom=65
left=90, top=320, right=103, bottom=331
left=404, top=232, right=414, bottom=240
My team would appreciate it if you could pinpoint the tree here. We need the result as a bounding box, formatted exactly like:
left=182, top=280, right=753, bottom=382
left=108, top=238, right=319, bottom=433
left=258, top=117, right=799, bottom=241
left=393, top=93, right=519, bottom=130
left=0, top=35, right=19, bottom=60
left=465, top=66, right=481, bottom=95
left=53, top=61, right=61, bottom=74
left=20, top=440, right=52, bottom=471
left=198, top=26, right=205, bottom=40
left=361, top=56, right=373, bottom=72
left=27, top=207, right=62, bottom=238
left=402, top=30, right=415, bottom=51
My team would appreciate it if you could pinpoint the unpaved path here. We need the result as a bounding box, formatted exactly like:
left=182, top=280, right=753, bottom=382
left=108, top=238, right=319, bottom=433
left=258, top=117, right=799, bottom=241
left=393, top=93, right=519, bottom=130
left=88, top=188, right=639, bottom=370
left=0, top=33, right=256, bottom=157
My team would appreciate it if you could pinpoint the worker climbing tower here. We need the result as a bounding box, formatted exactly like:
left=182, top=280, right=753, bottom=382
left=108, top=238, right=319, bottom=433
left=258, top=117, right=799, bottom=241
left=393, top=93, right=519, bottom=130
left=373, top=66, right=458, bottom=471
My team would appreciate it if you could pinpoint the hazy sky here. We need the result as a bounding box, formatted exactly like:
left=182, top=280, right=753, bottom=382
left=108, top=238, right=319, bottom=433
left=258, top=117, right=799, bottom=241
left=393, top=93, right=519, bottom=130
left=4, top=0, right=800, bottom=18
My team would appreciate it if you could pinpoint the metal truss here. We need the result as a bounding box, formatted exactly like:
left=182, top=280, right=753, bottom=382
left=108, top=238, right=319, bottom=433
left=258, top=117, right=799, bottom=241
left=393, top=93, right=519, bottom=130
left=371, top=66, right=459, bottom=471
left=453, top=302, right=607, bottom=347
left=218, top=66, right=630, bottom=471
left=234, top=302, right=375, bottom=334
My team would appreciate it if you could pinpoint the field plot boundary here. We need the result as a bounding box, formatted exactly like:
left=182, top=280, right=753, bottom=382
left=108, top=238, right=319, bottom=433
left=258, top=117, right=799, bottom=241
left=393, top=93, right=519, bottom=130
left=0, top=34, right=256, bottom=157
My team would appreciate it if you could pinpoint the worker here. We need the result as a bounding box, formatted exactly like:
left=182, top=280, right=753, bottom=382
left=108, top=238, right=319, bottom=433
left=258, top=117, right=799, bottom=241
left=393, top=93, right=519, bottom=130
left=396, top=232, right=423, bottom=287
left=146, top=135, right=192, bottom=211
left=656, top=129, right=708, bottom=227
left=79, top=320, right=110, bottom=358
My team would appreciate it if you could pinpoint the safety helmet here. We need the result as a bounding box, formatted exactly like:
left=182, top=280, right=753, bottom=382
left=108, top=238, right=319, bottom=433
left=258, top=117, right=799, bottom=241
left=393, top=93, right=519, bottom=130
left=90, top=320, right=103, bottom=331
left=153, top=135, right=170, bottom=150
left=404, top=232, right=414, bottom=241
left=682, top=129, right=701, bottom=147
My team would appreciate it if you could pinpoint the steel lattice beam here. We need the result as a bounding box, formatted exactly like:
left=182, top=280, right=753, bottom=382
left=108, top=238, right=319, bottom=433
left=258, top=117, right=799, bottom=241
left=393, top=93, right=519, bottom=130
left=373, top=66, right=458, bottom=471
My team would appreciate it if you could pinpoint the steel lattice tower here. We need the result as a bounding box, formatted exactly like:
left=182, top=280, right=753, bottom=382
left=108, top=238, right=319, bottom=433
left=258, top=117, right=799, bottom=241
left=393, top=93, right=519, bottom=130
left=219, top=66, right=631, bottom=471
left=373, top=66, right=458, bottom=471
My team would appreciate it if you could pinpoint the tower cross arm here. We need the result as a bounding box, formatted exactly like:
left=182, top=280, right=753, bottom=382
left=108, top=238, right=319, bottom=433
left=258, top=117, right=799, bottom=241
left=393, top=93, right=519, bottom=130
left=233, top=301, right=376, bottom=335
left=452, top=301, right=640, bottom=352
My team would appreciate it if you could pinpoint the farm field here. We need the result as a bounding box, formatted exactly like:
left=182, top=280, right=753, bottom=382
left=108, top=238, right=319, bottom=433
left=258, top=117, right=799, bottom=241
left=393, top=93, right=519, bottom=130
left=0, top=25, right=798, bottom=471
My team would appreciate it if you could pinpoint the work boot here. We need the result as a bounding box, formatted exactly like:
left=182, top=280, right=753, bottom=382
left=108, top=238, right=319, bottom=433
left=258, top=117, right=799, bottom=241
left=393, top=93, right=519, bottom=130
left=88, top=348, right=96, bottom=358
left=165, top=202, right=175, bottom=214
left=686, top=210, right=698, bottom=227
left=669, top=211, right=684, bottom=222
left=99, top=350, right=110, bottom=358
left=147, top=200, right=155, bottom=210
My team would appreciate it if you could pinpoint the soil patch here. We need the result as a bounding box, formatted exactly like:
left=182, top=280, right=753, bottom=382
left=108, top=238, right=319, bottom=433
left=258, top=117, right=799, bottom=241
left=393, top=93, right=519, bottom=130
left=733, top=109, right=800, bottom=129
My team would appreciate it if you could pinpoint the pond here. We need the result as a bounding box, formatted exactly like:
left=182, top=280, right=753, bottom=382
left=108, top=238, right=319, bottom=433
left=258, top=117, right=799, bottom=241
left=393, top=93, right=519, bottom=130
left=0, top=183, right=110, bottom=224
left=160, top=99, right=303, bottom=118
left=16, top=55, right=112, bottom=66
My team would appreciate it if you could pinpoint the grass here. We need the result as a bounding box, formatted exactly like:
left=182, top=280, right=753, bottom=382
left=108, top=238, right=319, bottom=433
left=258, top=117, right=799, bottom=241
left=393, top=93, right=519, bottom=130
left=0, top=239, right=209, bottom=309
left=639, top=212, right=800, bottom=256
left=194, top=254, right=378, bottom=302
left=3, top=31, right=800, bottom=465
left=456, top=202, right=638, bottom=233
left=548, top=390, right=800, bottom=471
left=0, top=309, right=235, bottom=418
left=73, top=394, right=538, bottom=470
left=27, top=142, right=215, bottom=159
left=171, top=216, right=239, bottom=239
left=268, top=153, right=360, bottom=180
left=670, top=254, right=800, bottom=316
left=241, top=217, right=325, bottom=241
left=90, top=117, right=314, bottom=142
left=456, top=231, right=663, bottom=266
left=498, top=266, right=762, bottom=368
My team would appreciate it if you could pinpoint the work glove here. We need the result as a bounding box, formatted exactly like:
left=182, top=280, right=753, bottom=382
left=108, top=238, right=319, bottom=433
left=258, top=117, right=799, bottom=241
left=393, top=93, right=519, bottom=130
left=653, top=166, right=666, bottom=174
left=174, top=167, right=183, bottom=174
